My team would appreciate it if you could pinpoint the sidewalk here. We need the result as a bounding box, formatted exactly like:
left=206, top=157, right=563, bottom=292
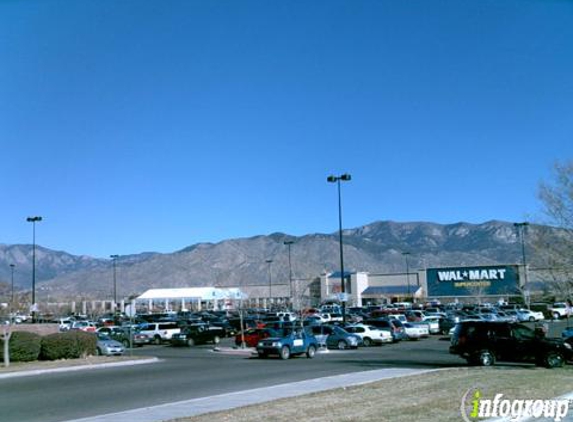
left=60, top=367, right=437, bottom=422
left=0, top=357, right=160, bottom=380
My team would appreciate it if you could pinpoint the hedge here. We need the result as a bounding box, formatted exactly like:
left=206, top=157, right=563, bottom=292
left=0, top=331, right=43, bottom=362
left=40, top=331, right=97, bottom=360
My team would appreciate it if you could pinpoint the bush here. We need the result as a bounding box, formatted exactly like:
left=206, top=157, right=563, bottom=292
left=40, top=331, right=97, bottom=360
left=0, top=331, right=42, bottom=362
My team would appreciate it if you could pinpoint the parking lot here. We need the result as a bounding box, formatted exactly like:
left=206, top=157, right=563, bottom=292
left=1, top=319, right=571, bottom=422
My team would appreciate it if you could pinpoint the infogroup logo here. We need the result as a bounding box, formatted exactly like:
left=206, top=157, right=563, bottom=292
left=460, top=387, right=571, bottom=422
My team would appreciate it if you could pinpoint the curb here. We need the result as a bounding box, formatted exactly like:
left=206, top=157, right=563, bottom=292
left=0, top=357, right=160, bottom=379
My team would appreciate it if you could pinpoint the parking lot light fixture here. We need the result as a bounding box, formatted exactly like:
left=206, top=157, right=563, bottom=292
left=284, top=240, right=294, bottom=309
left=327, top=173, right=351, bottom=325
left=110, top=255, right=119, bottom=312
left=26, top=216, right=42, bottom=322
left=514, top=222, right=530, bottom=308
left=266, top=259, right=273, bottom=307
left=10, top=264, right=15, bottom=313
left=403, top=252, right=411, bottom=299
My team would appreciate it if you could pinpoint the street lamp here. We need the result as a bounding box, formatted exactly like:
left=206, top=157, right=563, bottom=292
left=10, top=264, right=15, bottom=312
left=265, top=259, right=273, bottom=307
left=110, top=255, right=119, bottom=312
left=514, top=222, right=530, bottom=308
left=26, top=216, right=42, bottom=321
left=403, top=252, right=411, bottom=299
left=327, top=173, right=351, bottom=325
left=284, top=240, right=294, bottom=309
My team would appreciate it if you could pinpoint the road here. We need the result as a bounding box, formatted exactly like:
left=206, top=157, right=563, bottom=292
left=0, top=335, right=459, bottom=422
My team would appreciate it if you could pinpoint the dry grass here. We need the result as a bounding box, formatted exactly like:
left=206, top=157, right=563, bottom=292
left=172, top=366, right=573, bottom=422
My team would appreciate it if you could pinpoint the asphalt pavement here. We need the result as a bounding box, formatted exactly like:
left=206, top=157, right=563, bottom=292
left=58, top=363, right=437, bottom=422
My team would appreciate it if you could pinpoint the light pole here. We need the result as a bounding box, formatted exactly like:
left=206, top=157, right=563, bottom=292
left=10, top=264, right=16, bottom=306
left=265, top=259, right=273, bottom=308
left=284, top=240, right=294, bottom=309
left=327, top=173, right=351, bottom=325
left=110, top=255, right=119, bottom=312
left=403, top=252, right=411, bottom=299
left=514, top=222, right=530, bottom=308
left=10, top=264, right=15, bottom=314
left=26, top=216, right=42, bottom=321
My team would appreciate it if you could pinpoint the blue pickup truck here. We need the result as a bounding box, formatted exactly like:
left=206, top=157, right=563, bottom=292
left=256, top=328, right=319, bottom=360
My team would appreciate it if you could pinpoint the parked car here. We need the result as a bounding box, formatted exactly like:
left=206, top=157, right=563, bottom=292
left=494, top=311, right=517, bottom=322
left=310, top=325, right=361, bottom=349
left=304, top=313, right=331, bottom=324
left=364, top=318, right=407, bottom=342
left=516, top=309, right=545, bottom=322
left=256, top=328, right=319, bottom=359
left=420, top=316, right=441, bottom=334
left=70, top=321, right=97, bottom=333
left=344, top=324, right=393, bottom=346
left=96, top=333, right=125, bottom=356
left=450, top=321, right=573, bottom=368
left=57, top=317, right=76, bottom=332
left=387, top=314, right=407, bottom=324
left=138, top=322, right=181, bottom=344
left=402, top=323, right=429, bottom=340
left=235, top=328, right=280, bottom=348
left=96, top=326, right=151, bottom=347
left=550, top=303, right=571, bottom=320
left=171, top=324, right=225, bottom=346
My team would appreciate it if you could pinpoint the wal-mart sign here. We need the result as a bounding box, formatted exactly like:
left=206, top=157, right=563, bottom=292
left=426, top=265, right=519, bottom=297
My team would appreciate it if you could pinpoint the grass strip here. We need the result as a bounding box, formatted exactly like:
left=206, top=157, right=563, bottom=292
left=171, top=366, right=573, bottom=422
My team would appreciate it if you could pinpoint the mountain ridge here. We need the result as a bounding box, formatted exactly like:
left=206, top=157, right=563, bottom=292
left=0, top=220, right=542, bottom=300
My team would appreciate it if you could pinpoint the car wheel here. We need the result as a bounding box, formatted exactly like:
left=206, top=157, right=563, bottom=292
left=213, top=336, right=220, bottom=345
left=363, top=337, right=372, bottom=347
left=186, top=338, right=195, bottom=347
left=154, top=335, right=162, bottom=345
left=122, top=339, right=130, bottom=348
left=96, top=348, right=102, bottom=356
left=337, top=340, right=347, bottom=350
left=529, top=317, right=535, bottom=322
left=544, top=352, right=564, bottom=368
left=553, top=312, right=560, bottom=320
left=476, top=350, right=495, bottom=367
left=306, top=345, right=316, bottom=358
left=279, top=345, right=290, bottom=360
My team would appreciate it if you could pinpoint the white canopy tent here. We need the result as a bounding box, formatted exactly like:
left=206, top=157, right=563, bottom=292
left=136, top=287, right=248, bottom=312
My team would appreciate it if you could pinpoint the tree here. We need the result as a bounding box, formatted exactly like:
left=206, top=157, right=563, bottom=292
left=532, top=161, right=573, bottom=298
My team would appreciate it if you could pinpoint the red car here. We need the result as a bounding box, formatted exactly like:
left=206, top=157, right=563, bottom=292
left=235, top=328, right=280, bottom=348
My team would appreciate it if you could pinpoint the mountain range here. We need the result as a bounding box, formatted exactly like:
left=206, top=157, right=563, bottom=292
left=0, top=220, right=541, bottom=301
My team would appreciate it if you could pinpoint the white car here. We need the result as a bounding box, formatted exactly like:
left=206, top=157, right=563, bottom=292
left=402, top=323, right=429, bottom=340
left=549, top=303, right=571, bottom=320
left=304, top=313, right=331, bottom=324
left=421, top=316, right=441, bottom=334
left=344, top=324, right=393, bottom=346
left=516, top=309, right=545, bottom=322
left=387, top=314, right=407, bottom=324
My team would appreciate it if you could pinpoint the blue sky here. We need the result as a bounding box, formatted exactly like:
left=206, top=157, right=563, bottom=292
left=1, top=0, right=572, bottom=258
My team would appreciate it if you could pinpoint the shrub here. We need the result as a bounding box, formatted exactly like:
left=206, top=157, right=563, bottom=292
left=40, top=331, right=97, bottom=360
left=0, top=331, right=42, bottom=362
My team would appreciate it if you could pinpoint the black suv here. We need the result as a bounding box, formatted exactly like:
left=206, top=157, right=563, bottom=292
left=450, top=321, right=573, bottom=368
left=170, top=324, right=224, bottom=347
